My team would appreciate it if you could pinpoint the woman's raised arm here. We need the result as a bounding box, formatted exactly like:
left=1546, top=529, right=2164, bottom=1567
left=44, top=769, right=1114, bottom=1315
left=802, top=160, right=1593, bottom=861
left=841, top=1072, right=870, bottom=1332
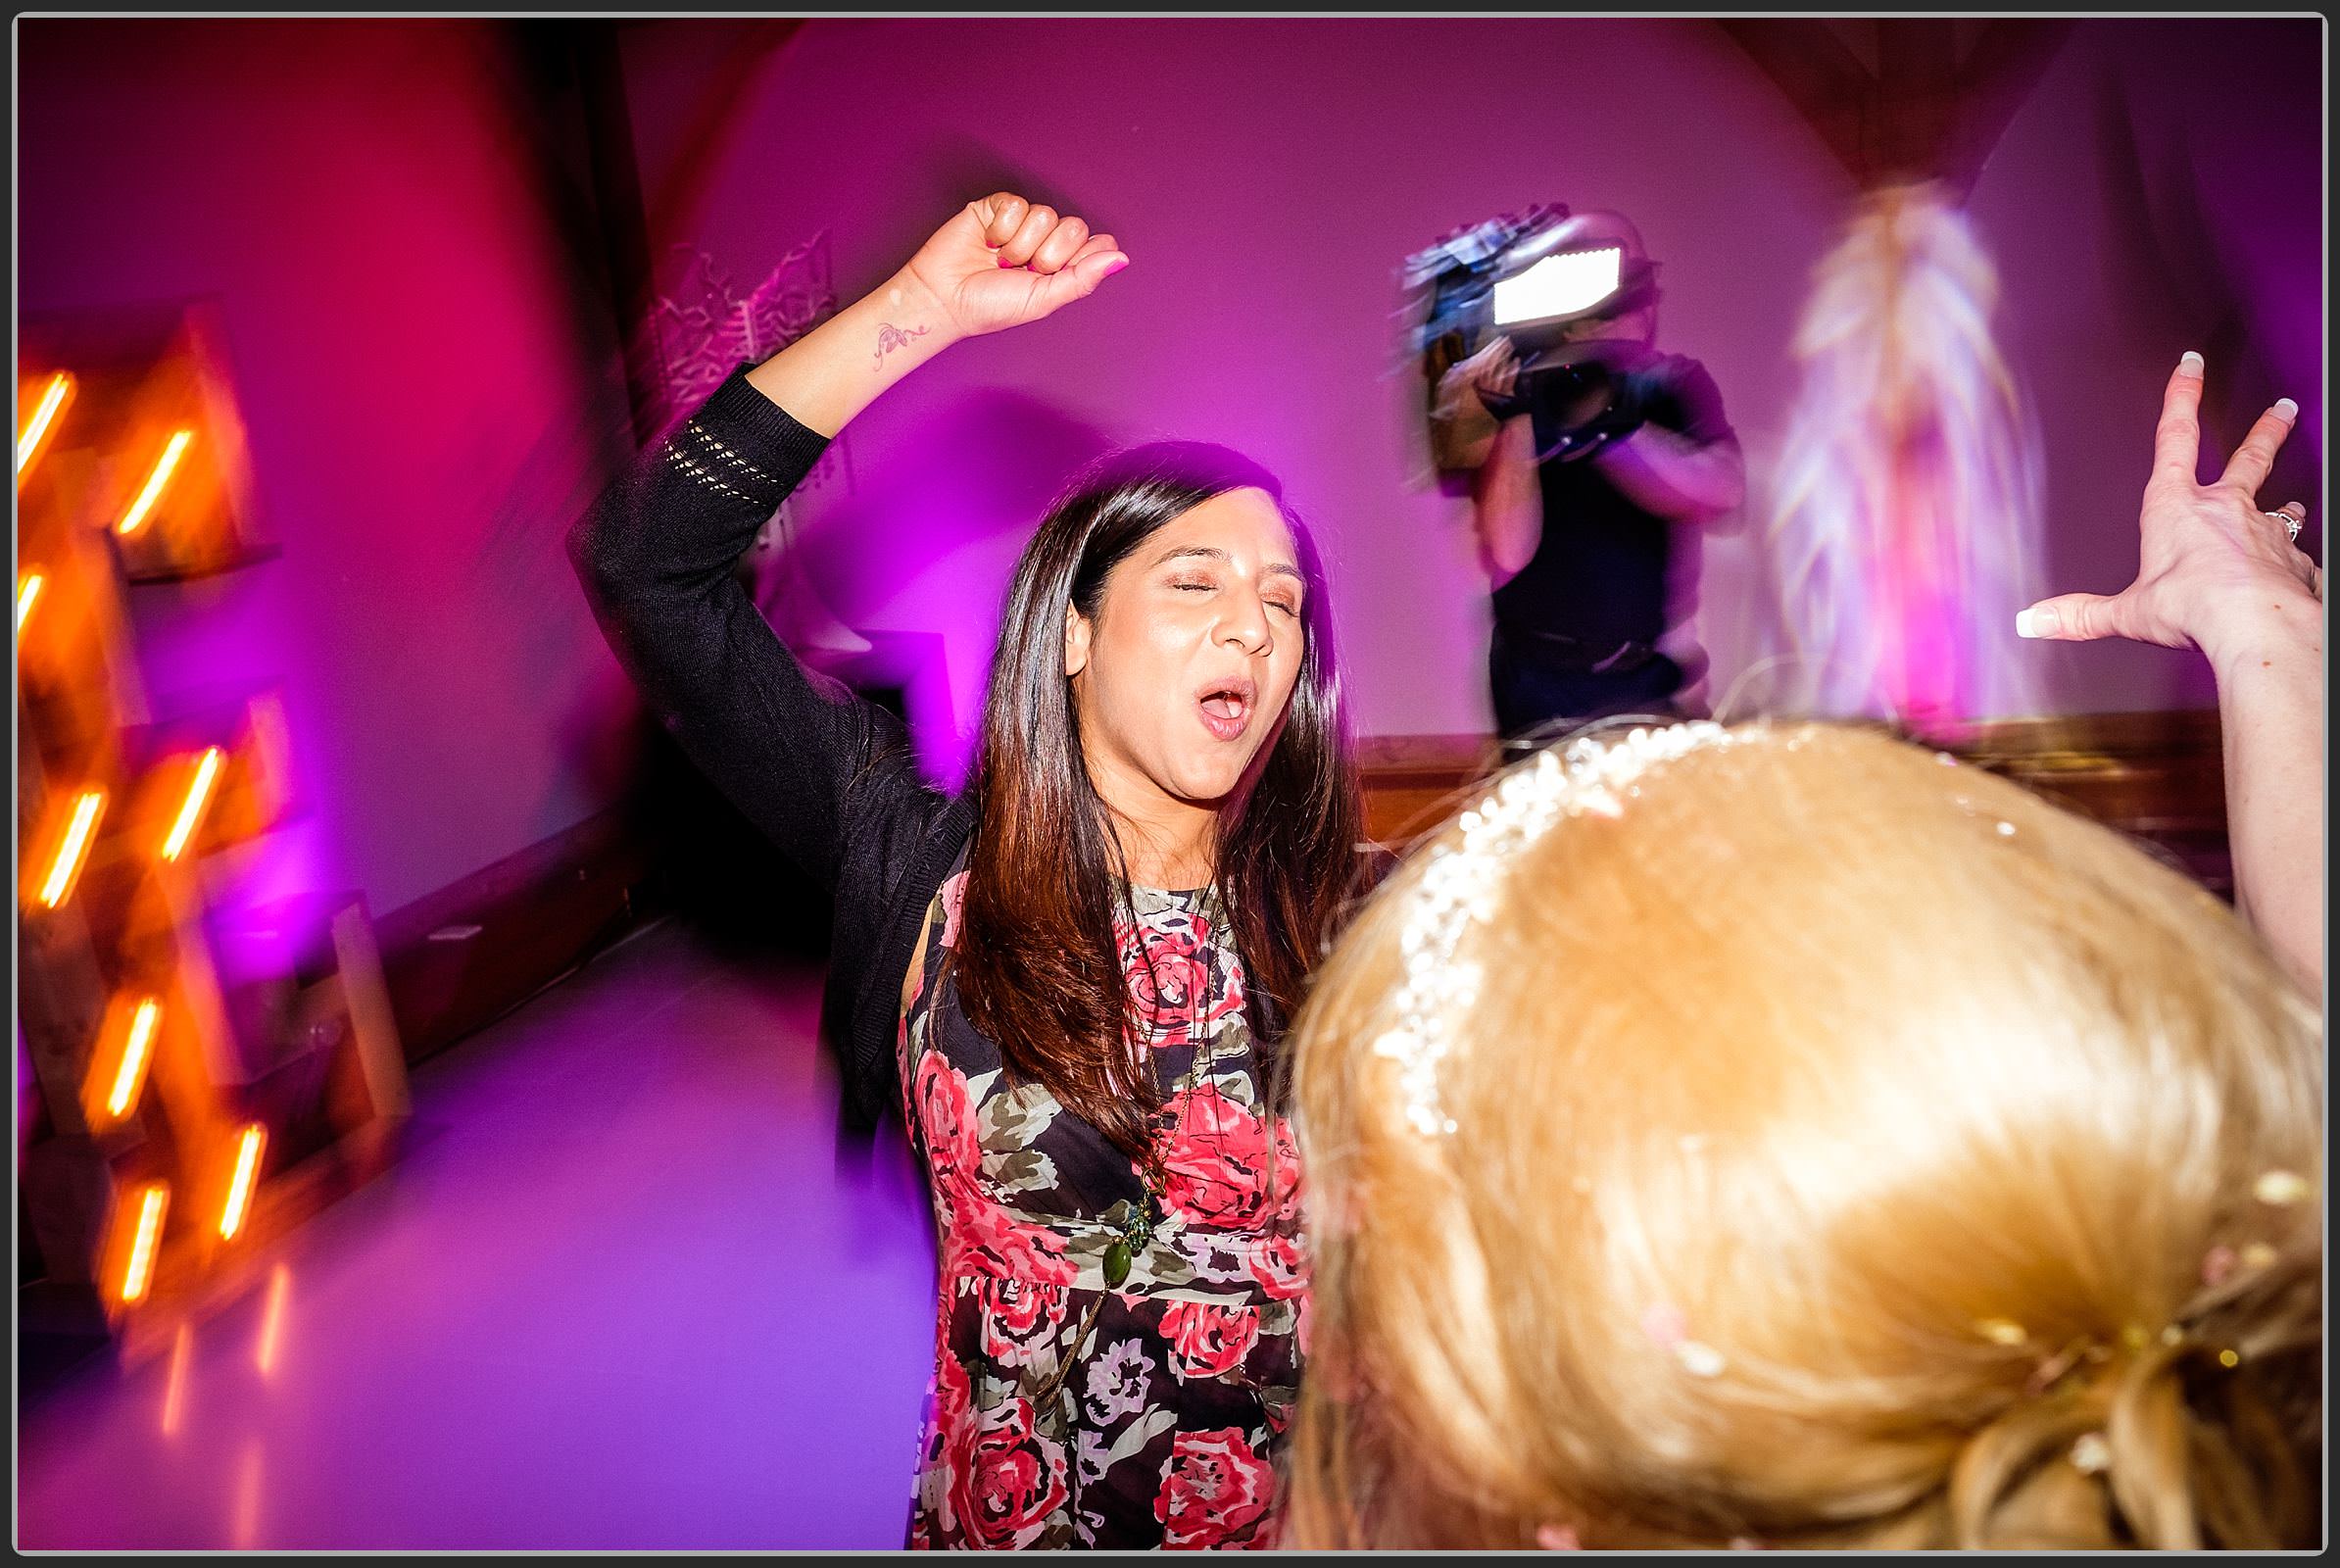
left=566, top=195, right=1127, bottom=888
left=2019, top=353, right=2323, bottom=991
left=749, top=192, right=1126, bottom=435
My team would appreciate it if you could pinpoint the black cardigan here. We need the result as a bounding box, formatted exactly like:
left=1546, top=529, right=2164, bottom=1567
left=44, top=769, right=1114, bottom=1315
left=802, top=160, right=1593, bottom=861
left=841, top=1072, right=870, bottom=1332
left=567, top=368, right=976, bottom=1129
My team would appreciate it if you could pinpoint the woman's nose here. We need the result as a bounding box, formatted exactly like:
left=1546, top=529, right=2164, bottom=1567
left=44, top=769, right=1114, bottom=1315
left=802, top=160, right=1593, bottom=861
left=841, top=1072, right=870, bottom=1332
left=1221, top=592, right=1271, bottom=654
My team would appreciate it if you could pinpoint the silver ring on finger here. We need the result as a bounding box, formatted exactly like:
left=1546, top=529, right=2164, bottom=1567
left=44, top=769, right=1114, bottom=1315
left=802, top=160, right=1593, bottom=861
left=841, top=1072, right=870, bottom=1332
left=2268, top=509, right=2303, bottom=544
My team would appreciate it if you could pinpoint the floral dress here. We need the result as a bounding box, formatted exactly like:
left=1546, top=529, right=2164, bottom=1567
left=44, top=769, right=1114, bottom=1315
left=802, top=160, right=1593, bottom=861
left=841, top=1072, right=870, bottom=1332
left=896, top=848, right=1308, bottom=1549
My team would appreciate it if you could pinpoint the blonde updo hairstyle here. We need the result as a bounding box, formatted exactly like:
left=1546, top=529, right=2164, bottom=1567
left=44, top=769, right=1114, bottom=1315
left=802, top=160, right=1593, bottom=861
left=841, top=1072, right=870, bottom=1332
left=1286, top=721, right=2320, bottom=1549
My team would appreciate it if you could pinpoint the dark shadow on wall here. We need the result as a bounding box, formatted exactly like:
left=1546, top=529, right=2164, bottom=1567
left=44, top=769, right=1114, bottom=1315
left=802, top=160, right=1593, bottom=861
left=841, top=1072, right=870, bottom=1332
left=827, top=132, right=1103, bottom=310
left=789, top=389, right=1119, bottom=629
left=482, top=23, right=641, bottom=426
left=486, top=18, right=835, bottom=967
left=623, top=711, right=839, bottom=963
left=2088, top=25, right=2320, bottom=529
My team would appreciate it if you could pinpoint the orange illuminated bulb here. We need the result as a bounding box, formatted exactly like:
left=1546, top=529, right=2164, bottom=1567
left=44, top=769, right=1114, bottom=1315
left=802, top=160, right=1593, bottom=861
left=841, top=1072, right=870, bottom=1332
left=122, top=1183, right=170, bottom=1303
left=219, top=1124, right=267, bottom=1241
left=17, top=371, right=73, bottom=480
left=162, top=748, right=225, bottom=861
left=106, top=998, right=163, bottom=1120
left=37, top=789, right=107, bottom=908
left=117, top=429, right=194, bottom=536
left=17, top=571, right=44, bottom=639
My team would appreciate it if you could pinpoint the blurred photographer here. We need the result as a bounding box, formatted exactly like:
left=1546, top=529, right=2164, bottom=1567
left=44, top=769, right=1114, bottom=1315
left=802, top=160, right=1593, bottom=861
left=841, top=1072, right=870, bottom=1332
left=1415, top=209, right=1744, bottom=740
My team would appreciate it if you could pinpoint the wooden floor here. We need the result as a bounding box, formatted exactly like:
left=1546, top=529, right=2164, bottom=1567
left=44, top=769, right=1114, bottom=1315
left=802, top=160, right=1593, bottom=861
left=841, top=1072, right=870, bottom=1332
left=21, top=918, right=937, bottom=1551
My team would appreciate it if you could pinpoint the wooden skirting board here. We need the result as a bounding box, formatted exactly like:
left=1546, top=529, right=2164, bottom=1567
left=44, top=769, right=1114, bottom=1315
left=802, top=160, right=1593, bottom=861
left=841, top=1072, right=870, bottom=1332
left=1356, top=712, right=2230, bottom=894
left=372, top=805, right=658, bottom=1067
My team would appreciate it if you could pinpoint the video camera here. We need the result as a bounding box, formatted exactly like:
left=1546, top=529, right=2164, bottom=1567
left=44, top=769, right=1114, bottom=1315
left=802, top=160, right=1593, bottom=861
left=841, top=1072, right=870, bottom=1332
left=1407, top=206, right=1665, bottom=465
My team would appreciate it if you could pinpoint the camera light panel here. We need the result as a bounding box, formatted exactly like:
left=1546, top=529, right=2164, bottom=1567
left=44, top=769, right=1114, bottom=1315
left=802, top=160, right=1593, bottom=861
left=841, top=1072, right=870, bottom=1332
left=1491, top=246, right=1624, bottom=328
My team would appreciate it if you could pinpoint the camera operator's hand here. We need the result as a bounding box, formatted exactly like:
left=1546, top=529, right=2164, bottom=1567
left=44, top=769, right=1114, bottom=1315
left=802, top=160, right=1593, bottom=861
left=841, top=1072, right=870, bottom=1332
left=902, top=193, right=1130, bottom=341
left=1524, top=357, right=1646, bottom=463
left=1437, top=336, right=1521, bottom=419
left=1466, top=336, right=1522, bottom=403
left=1432, top=335, right=1522, bottom=470
left=1592, top=364, right=1664, bottom=441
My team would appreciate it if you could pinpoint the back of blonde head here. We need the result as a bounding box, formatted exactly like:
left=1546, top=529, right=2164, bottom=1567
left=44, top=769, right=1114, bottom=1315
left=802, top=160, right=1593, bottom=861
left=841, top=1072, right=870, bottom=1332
left=1287, top=722, right=2320, bottom=1549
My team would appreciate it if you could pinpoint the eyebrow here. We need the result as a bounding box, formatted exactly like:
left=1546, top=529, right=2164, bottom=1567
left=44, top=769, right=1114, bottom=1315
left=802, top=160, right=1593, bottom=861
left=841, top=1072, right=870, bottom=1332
left=1150, top=545, right=1306, bottom=585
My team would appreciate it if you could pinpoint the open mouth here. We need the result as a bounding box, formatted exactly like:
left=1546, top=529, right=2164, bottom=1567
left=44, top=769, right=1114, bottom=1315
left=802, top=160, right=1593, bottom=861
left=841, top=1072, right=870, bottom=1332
left=1195, top=677, right=1257, bottom=743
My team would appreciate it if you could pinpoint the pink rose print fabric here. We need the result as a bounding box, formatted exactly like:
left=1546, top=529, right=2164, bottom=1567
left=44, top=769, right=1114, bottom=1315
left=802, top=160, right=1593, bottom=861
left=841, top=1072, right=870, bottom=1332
left=897, top=854, right=1304, bottom=1548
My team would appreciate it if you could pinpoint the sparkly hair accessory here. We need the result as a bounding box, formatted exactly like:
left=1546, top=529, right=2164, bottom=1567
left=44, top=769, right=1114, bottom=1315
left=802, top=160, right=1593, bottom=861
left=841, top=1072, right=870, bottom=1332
left=1373, top=722, right=1741, bottom=1137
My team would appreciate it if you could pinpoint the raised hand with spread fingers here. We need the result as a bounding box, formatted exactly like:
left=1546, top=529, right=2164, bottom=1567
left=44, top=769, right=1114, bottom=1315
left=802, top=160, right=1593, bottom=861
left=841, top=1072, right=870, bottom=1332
left=2019, top=352, right=2323, bottom=991
left=2018, top=351, right=2318, bottom=650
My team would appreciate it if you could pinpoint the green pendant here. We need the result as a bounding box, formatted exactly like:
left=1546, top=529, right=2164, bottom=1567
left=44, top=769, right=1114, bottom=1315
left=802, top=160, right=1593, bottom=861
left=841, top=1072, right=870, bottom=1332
left=1103, top=1239, right=1131, bottom=1289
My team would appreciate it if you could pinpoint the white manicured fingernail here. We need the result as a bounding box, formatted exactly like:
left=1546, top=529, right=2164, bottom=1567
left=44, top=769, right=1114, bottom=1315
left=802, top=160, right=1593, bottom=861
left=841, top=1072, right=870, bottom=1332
left=2177, top=351, right=2204, bottom=377
left=2273, top=398, right=2299, bottom=422
left=2016, top=607, right=2058, bottom=639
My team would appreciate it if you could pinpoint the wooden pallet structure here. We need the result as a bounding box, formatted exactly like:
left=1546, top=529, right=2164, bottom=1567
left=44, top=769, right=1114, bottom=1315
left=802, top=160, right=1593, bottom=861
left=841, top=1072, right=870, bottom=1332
left=18, top=303, right=410, bottom=1369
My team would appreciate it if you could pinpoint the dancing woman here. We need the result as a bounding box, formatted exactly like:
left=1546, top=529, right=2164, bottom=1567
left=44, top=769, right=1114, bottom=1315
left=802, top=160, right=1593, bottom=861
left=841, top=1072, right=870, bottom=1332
left=570, top=194, right=1362, bottom=1548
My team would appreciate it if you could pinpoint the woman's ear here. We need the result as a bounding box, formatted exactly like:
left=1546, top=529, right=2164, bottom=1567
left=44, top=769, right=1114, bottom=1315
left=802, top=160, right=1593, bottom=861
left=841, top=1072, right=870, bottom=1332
left=1064, top=602, right=1093, bottom=680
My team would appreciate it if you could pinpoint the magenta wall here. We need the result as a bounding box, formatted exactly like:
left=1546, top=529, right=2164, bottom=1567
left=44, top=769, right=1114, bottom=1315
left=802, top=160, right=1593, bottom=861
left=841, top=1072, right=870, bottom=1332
left=619, top=18, right=1846, bottom=774
left=16, top=18, right=2319, bottom=921
left=19, top=19, right=638, bottom=918
left=1966, top=18, right=2323, bottom=714
left=622, top=17, right=2320, bottom=764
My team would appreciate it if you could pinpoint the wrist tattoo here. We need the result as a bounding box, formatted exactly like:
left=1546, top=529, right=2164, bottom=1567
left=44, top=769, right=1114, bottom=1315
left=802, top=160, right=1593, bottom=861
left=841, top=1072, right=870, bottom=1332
left=873, top=321, right=931, bottom=368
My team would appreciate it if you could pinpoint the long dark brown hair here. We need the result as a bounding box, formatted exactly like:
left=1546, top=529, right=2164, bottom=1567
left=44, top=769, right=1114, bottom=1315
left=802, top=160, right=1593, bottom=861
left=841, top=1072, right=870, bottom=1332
left=954, top=442, right=1363, bottom=1159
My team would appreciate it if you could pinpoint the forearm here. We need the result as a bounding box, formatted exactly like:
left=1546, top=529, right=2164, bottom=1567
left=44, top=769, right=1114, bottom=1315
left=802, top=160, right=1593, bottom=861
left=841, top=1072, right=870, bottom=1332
left=746, top=268, right=960, bottom=437
left=1430, top=382, right=1500, bottom=472
left=570, top=370, right=829, bottom=608
left=1472, top=416, right=1542, bottom=582
left=1596, top=425, right=1744, bottom=522
left=2199, top=589, right=2324, bottom=990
